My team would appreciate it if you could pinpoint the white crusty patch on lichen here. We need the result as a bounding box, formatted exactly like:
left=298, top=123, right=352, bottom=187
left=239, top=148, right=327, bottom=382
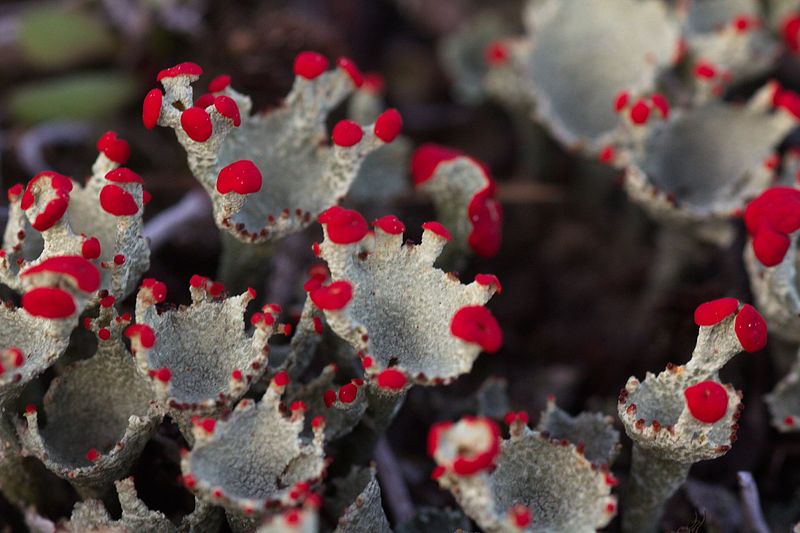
left=17, top=309, right=160, bottom=493
left=515, top=0, right=680, bottom=152
left=152, top=61, right=394, bottom=243
left=133, top=280, right=278, bottom=415
left=316, top=209, right=500, bottom=384
left=182, top=378, right=326, bottom=517
left=622, top=87, right=796, bottom=245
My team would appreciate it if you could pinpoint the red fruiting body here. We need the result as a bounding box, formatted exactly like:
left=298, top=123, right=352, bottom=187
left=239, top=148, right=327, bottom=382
left=194, top=93, right=214, bottom=109
left=189, top=274, right=208, bottom=288
left=332, top=120, right=363, bottom=147
left=100, top=185, right=138, bottom=216
left=684, top=381, right=728, bottom=423
left=629, top=99, right=650, bottom=124
left=734, top=304, right=767, bottom=352
left=209, top=282, right=224, bottom=297
left=216, top=160, right=262, bottom=195
left=431, top=465, right=446, bottom=480
left=503, top=411, right=529, bottom=425
left=180, top=107, right=213, bottom=142
left=599, top=146, right=615, bottom=163
left=8, top=348, right=24, bottom=367
left=125, top=324, right=156, bottom=348
left=312, top=415, right=325, bottom=428
left=199, top=418, right=216, bottom=433
left=337, top=57, right=363, bottom=87
left=510, top=505, right=532, bottom=528
left=374, top=109, right=403, bottom=143
left=22, top=287, right=76, bottom=318
left=100, top=295, right=115, bottom=307
left=435, top=417, right=501, bottom=475
left=214, top=95, right=241, bottom=127
left=475, top=274, right=502, bottom=293
left=285, top=510, right=301, bottom=526
left=744, top=187, right=800, bottom=266
left=694, top=62, right=716, bottom=79
left=141, top=278, right=168, bottom=302
left=183, top=474, right=197, bottom=489
left=410, top=144, right=463, bottom=185
left=323, top=389, right=336, bottom=408
left=650, top=93, right=669, bottom=118
left=290, top=401, right=307, bottom=411
left=7, top=183, right=23, bottom=201
left=308, top=265, right=329, bottom=282
left=98, top=328, right=111, bottom=341
left=105, top=168, right=143, bottom=184
left=154, top=368, right=172, bottom=382
left=294, top=51, right=329, bottom=79
left=142, top=89, right=163, bottom=129
left=310, top=281, right=353, bottom=310
left=143, top=189, right=152, bottom=204
left=422, top=221, right=452, bottom=241
left=22, top=256, right=100, bottom=292
left=339, top=383, right=358, bottom=403
left=467, top=189, right=503, bottom=257
left=32, top=195, right=69, bottom=231
left=304, top=278, right=322, bottom=292
left=694, top=297, right=739, bottom=326
left=362, top=73, right=385, bottom=93
left=373, top=215, right=405, bottom=235
left=231, top=369, right=243, bottom=381
left=782, top=14, right=800, bottom=52
left=313, top=316, right=324, bottom=334
left=274, top=371, right=289, bottom=387
left=156, top=62, right=203, bottom=81
left=113, top=254, right=125, bottom=265
left=377, top=368, right=407, bottom=390
left=25, top=404, right=36, bottom=414
left=427, top=421, right=453, bottom=457
left=86, top=448, right=99, bottom=461
left=613, top=90, right=629, bottom=112
left=484, top=41, right=508, bottom=65
left=96, top=131, right=130, bottom=164
left=319, top=206, right=368, bottom=243
left=733, top=15, right=753, bottom=32
left=451, top=306, right=503, bottom=353
left=208, top=74, right=231, bottom=92
left=81, top=237, right=101, bottom=259
left=772, top=86, right=800, bottom=119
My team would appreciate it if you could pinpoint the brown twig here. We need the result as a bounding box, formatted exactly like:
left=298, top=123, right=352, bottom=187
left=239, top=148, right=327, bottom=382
left=737, top=471, right=770, bottom=533
left=375, top=436, right=414, bottom=525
